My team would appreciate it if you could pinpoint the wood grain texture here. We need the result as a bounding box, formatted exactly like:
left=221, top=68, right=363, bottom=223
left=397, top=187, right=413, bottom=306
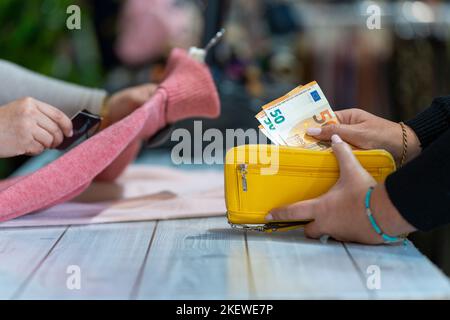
left=9, top=151, right=449, bottom=299
left=16, top=222, right=156, bottom=300
left=344, top=241, right=450, bottom=299
left=246, top=230, right=371, bottom=299
left=136, top=217, right=251, bottom=300
left=1, top=217, right=449, bottom=300
left=0, top=226, right=67, bottom=299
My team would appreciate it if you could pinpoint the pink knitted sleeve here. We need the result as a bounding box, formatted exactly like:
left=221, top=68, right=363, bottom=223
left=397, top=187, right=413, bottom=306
left=95, top=48, right=220, bottom=182
left=0, top=49, right=220, bottom=222
left=95, top=140, right=142, bottom=182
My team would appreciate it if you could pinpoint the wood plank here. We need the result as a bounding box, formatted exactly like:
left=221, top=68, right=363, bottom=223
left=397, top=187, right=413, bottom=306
left=16, top=222, right=156, bottom=300
left=136, top=217, right=251, bottom=299
left=344, top=241, right=450, bottom=299
left=246, top=230, right=371, bottom=299
left=0, top=226, right=67, bottom=299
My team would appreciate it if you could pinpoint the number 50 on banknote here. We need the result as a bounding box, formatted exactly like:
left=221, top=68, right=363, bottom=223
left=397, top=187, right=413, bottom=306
left=256, top=81, right=339, bottom=150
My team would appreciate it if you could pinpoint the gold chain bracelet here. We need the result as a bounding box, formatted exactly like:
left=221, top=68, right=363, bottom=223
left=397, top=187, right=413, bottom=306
left=399, top=122, right=408, bottom=168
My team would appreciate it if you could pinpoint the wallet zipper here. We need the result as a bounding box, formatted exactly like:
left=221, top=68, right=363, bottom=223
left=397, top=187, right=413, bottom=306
left=240, top=165, right=381, bottom=177
left=239, top=164, right=248, bottom=192
left=237, top=164, right=381, bottom=193
left=230, top=222, right=308, bottom=233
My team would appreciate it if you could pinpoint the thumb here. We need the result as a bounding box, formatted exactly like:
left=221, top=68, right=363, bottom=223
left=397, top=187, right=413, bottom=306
left=267, top=199, right=319, bottom=222
left=331, top=135, right=364, bottom=177
left=307, top=123, right=357, bottom=143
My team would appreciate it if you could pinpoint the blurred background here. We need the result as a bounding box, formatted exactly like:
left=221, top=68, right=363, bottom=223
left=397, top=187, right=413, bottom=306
left=1, top=0, right=450, bottom=275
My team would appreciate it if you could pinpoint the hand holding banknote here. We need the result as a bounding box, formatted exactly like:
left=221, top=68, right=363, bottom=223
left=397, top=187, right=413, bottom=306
left=306, top=108, right=422, bottom=165
left=255, top=83, right=418, bottom=243
left=266, top=135, right=416, bottom=244
left=255, top=82, right=421, bottom=164
left=256, top=81, right=339, bottom=151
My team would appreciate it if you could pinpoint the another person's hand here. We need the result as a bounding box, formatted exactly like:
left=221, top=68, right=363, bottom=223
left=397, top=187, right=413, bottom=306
left=102, top=84, right=157, bottom=127
left=0, top=97, right=73, bottom=157
left=307, top=109, right=422, bottom=164
left=267, top=135, right=416, bottom=244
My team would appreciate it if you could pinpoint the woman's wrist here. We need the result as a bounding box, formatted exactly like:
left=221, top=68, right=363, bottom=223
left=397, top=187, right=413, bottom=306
left=370, top=183, right=416, bottom=236
left=386, top=122, right=421, bottom=167
left=404, top=124, right=422, bottom=163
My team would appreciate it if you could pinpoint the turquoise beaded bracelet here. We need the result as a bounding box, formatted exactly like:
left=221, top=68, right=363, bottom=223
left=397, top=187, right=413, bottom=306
left=365, top=187, right=406, bottom=245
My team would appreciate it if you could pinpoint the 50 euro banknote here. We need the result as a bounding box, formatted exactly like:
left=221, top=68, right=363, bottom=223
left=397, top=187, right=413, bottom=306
left=256, top=81, right=339, bottom=150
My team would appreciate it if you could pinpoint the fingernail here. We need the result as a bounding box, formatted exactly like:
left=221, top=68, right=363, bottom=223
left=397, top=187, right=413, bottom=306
left=266, top=214, right=274, bottom=221
left=68, top=130, right=73, bottom=137
left=307, top=127, right=322, bottom=136
left=331, top=134, right=343, bottom=145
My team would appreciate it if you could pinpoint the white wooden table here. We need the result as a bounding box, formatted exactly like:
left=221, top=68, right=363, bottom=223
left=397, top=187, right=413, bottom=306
left=0, top=217, right=449, bottom=300
left=2, top=149, right=449, bottom=300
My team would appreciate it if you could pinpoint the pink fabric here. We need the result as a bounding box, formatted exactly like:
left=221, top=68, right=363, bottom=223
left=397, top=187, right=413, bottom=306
left=96, top=140, right=142, bottom=182
left=0, top=49, right=220, bottom=223
left=97, top=47, right=220, bottom=181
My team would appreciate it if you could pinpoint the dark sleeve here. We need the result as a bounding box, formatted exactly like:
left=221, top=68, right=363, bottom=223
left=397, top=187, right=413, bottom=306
left=406, top=96, right=450, bottom=149
left=385, top=128, right=450, bottom=231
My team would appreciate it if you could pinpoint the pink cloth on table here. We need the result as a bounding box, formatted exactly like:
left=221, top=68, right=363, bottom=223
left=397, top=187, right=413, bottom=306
left=0, top=49, right=220, bottom=223
left=0, top=165, right=226, bottom=228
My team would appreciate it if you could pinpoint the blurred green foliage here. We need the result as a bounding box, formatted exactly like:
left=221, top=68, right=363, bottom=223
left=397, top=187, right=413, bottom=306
left=0, top=0, right=103, bottom=87
left=0, top=0, right=104, bottom=177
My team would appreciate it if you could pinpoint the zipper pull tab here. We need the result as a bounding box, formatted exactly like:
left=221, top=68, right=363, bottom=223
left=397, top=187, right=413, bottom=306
left=240, top=164, right=248, bottom=192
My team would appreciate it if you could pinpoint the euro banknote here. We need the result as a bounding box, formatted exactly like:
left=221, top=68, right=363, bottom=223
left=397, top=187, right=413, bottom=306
left=256, top=112, right=286, bottom=146
left=255, top=81, right=338, bottom=150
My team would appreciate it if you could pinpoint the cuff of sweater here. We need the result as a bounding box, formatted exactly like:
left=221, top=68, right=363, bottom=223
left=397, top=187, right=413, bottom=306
left=406, top=97, right=450, bottom=149
left=385, top=174, right=424, bottom=231
left=385, top=167, right=443, bottom=232
left=164, top=83, right=208, bottom=123
left=161, top=73, right=220, bottom=123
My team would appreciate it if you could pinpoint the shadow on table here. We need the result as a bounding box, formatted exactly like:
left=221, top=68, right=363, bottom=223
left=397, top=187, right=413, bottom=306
left=201, top=228, right=336, bottom=246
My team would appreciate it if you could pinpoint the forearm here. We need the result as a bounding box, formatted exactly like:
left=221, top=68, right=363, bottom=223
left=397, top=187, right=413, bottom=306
left=371, top=183, right=417, bottom=237
left=0, top=59, right=106, bottom=117
left=372, top=97, right=450, bottom=233
left=403, top=124, right=422, bottom=164
left=385, top=123, right=422, bottom=166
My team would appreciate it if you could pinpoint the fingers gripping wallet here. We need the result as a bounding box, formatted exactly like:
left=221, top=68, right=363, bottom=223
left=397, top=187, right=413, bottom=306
left=0, top=49, right=220, bottom=223
left=225, top=145, right=396, bottom=232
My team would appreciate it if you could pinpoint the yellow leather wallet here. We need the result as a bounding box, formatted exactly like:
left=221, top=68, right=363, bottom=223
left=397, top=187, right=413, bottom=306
left=225, top=145, right=396, bottom=232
